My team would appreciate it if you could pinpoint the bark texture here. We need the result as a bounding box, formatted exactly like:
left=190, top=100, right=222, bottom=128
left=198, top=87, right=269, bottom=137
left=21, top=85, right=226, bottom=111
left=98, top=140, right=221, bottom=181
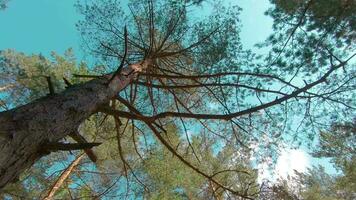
left=0, top=61, right=149, bottom=189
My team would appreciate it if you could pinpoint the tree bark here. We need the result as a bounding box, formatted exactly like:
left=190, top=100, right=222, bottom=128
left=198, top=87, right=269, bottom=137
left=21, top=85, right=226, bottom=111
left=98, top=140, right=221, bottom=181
left=0, top=60, right=149, bottom=189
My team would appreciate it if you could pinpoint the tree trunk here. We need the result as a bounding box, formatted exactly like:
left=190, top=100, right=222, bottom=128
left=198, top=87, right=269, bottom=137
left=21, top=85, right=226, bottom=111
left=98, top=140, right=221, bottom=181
left=0, top=61, right=149, bottom=189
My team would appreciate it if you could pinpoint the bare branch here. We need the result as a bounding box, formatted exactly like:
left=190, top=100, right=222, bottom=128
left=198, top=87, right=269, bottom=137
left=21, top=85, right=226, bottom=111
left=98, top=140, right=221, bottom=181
left=69, top=131, right=98, bottom=163
left=42, top=153, right=85, bottom=200
left=101, top=58, right=353, bottom=122
left=45, top=76, right=55, bottom=95
left=42, top=142, right=102, bottom=152
left=108, top=26, right=129, bottom=84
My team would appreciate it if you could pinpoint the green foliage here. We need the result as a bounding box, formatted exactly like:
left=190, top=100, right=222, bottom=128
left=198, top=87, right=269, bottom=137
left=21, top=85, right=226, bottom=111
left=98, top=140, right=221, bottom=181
left=271, top=120, right=356, bottom=200
left=0, top=152, right=74, bottom=199
left=313, top=119, right=356, bottom=166
left=269, top=0, right=355, bottom=46
left=287, top=162, right=355, bottom=200
left=140, top=127, right=259, bottom=199
left=259, top=0, right=356, bottom=148
left=0, top=50, right=101, bottom=199
left=0, top=0, right=9, bottom=10
left=1, top=0, right=355, bottom=199
left=0, top=48, right=89, bottom=107
left=265, top=0, right=355, bottom=76
left=270, top=161, right=355, bottom=200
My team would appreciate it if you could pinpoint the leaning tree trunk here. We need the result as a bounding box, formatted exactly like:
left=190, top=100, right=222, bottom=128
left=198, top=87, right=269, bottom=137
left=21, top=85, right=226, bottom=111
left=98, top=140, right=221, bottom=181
left=0, top=61, right=149, bottom=189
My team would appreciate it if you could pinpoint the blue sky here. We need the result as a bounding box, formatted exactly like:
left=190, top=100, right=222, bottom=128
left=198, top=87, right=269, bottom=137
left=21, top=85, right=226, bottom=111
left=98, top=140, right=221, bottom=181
left=0, top=0, right=82, bottom=57
left=0, top=0, right=336, bottom=182
left=0, top=0, right=273, bottom=56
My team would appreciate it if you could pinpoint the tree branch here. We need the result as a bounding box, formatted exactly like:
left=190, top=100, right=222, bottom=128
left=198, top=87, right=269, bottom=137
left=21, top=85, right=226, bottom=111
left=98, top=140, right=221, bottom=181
left=43, top=153, right=85, bottom=200
left=69, top=132, right=98, bottom=163
left=42, top=142, right=102, bottom=152
left=101, top=58, right=352, bottom=122
left=108, top=26, right=129, bottom=84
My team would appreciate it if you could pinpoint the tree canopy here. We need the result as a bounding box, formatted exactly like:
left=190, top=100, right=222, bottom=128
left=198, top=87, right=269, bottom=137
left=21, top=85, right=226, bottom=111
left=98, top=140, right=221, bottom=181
left=0, top=0, right=355, bottom=199
left=0, top=0, right=9, bottom=10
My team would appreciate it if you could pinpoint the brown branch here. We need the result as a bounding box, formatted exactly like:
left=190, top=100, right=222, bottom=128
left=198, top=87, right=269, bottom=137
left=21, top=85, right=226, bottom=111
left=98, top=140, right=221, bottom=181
left=111, top=100, right=149, bottom=191
left=140, top=72, right=291, bottom=85
left=108, top=26, right=129, bottom=84
left=45, top=76, right=55, bottom=95
left=0, top=83, right=15, bottom=92
left=134, top=81, right=287, bottom=95
left=209, top=181, right=222, bottom=200
left=114, top=115, right=129, bottom=177
left=100, top=104, right=254, bottom=199
left=69, top=132, right=98, bottom=163
left=155, top=8, right=185, bottom=53
left=114, top=96, right=163, bottom=129
left=102, top=58, right=352, bottom=122
left=42, top=142, right=102, bottom=152
left=63, top=77, right=72, bottom=88
left=148, top=0, right=155, bottom=54
left=210, top=169, right=250, bottom=178
left=155, top=26, right=220, bottom=58
left=73, top=74, right=104, bottom=79
left=269, top=0, right=313, bottom=66
left=131, top=120, right=144, bottom=161
left=144, top=120, right=253, bottom=199
left=43, top=153, right=85, bottom=200
left=128, top=5, right=146, bottom=49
